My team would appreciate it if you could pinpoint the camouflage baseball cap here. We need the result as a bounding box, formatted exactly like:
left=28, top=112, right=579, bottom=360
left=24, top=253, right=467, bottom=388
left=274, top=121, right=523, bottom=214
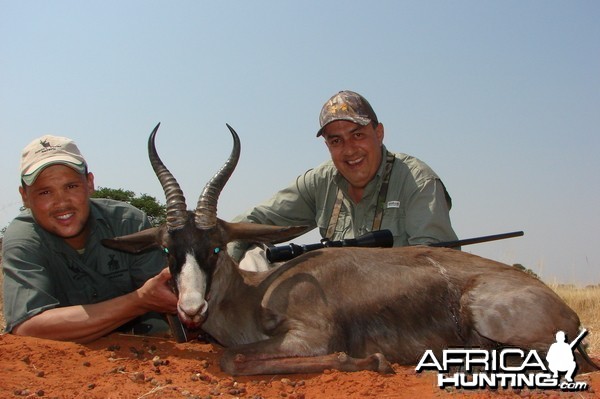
left=21, top=135, right=87, bottom=185
left=317, top=90, right=379, bottom=137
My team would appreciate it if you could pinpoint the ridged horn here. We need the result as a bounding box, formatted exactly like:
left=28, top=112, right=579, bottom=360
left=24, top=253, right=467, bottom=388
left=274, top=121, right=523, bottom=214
left=195, top=124, right=240, bottom=230
left=148, top=123, right=188, bottom=230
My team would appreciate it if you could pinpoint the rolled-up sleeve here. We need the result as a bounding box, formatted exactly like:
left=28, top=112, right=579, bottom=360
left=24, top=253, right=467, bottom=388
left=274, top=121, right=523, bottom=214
left=2, top=239, right=59, bottom=332
left=228, top=170, right=321, bottom=260
left=404, top=178, right=458, bottom=246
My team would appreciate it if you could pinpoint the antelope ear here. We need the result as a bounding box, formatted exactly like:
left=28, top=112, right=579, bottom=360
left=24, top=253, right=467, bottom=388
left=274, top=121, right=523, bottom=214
left=102, top=227, right=163, bottom=254
left=220, top=220, right=310, bottom=244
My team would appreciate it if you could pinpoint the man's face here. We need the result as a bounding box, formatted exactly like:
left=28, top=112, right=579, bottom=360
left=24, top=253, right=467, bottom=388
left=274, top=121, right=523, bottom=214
left=322, top=120, right=384, bottom=194
left=19, top=164, right=95, bottom=249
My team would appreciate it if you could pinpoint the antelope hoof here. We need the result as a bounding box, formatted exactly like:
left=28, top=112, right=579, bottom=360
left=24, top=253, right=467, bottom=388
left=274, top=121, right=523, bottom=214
left=372, top=353, right=395, bottom=374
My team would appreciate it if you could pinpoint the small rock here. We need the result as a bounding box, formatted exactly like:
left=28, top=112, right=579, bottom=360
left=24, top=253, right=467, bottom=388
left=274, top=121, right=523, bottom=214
left=130, top=371, right=145, bottom=382
left=220, top=379, right=234, bottom=388
left=281, top=378, right=295, bottom=387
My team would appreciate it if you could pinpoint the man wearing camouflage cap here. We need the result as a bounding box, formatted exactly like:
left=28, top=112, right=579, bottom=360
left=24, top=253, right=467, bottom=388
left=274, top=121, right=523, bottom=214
left=230, top=90, right=458, bottom=269
left=2, top=135, right=178, bottom=342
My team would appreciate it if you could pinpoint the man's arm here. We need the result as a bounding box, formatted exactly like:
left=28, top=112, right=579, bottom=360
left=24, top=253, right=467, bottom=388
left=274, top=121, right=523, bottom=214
left=405, top=178, right=459, bottom=245
left=229, top=171, right=320, bottom=261
left=11, top=268, right=178, bottom=343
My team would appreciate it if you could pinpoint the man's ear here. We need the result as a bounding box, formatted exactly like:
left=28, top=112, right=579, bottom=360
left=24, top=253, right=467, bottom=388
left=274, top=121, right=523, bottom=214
left=86, top=172, right=95, bottom=195
left=376, top=123, right=385, bottom=144
left=18, top=185, right=29, bottom=208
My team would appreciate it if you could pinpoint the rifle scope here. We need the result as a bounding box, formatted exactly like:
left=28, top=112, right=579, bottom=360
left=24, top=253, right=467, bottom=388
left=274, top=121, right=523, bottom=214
left=266, top=229, right=394, bottom=263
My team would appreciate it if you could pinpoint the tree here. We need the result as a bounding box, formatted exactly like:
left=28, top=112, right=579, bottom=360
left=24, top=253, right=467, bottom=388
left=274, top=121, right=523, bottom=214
left=92, top=187, right=166, bottom=227
left=513, top=263, right=540, bottom=280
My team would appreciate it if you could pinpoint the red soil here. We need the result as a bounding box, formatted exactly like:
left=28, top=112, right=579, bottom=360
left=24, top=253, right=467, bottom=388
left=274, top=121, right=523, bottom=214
left=1, top=333, right=599, bottom=399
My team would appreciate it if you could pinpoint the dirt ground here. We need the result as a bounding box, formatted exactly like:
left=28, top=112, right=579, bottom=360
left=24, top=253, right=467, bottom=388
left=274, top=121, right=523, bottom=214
left=1, top=332, right=599, bottom=399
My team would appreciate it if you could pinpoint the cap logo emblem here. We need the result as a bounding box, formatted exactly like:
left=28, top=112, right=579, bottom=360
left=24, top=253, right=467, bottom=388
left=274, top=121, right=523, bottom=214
left=327, top=102, right=351, bottom=115
left=36, top=139, right=64, bottom=155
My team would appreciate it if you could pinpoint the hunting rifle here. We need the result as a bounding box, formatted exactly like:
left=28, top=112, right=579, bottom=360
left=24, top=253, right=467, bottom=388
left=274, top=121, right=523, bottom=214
left=266, top=230, right=524, bottom=263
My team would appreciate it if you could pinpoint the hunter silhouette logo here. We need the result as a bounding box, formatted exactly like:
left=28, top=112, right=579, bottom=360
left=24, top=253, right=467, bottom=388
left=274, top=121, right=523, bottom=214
left=416, top=329, right=590, bottom=391
left=546, top=329, right=586, bottom=382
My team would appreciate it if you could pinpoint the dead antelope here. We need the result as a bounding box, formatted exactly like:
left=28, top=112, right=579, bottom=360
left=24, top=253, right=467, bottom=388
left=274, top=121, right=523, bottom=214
left=103, top=123, right=595, bottom=376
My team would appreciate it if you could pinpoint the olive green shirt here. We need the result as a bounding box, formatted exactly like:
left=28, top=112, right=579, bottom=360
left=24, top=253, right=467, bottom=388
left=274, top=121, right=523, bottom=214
left=230, top=145, right=458, bottom=260
left=1, top=198, right=166, bottom=333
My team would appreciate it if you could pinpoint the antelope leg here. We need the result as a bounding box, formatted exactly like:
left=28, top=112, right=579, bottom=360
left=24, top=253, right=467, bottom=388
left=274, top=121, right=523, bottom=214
left=220, top=350, right=395, bottom=376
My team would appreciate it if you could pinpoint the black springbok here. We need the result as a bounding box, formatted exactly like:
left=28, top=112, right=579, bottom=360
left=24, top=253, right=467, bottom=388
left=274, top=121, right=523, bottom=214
left=103, top=124, right=596, bottom=376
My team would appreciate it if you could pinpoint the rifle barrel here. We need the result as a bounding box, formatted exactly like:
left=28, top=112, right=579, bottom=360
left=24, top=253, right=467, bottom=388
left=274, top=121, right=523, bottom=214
left=430, top=231, right=524, bottom=248
left=267, top=230, right=524, bottom=263
left=570, top=328, right=588, bottom=349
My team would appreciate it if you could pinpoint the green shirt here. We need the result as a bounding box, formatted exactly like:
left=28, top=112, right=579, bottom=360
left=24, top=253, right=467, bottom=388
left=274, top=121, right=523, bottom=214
left=230, top=145, right=458, bottom=260
left=1, top=198, right=166, bottom=332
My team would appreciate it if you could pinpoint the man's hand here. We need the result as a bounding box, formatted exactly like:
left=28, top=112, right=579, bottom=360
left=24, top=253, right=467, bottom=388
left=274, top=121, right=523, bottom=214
left=135, top=268, right=179, bottom=314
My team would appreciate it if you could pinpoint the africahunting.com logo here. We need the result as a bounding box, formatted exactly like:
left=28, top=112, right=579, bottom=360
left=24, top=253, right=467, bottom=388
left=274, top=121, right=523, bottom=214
left=415, top=329, right=589, bottom=391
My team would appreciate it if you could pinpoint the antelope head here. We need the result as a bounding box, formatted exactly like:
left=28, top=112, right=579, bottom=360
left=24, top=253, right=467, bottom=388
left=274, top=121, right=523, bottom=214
left=102, top=123, right=307, bottom=328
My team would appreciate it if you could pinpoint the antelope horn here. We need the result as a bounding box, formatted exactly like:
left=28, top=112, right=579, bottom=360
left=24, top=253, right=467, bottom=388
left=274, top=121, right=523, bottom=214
left=148, top=123, right=188, bottom=230
left=195, top=124, right=240, bottom=229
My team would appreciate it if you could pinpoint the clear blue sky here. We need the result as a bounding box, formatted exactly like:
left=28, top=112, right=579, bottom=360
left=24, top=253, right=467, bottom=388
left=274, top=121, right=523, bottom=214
left=1, top=1, right=598, bottom=284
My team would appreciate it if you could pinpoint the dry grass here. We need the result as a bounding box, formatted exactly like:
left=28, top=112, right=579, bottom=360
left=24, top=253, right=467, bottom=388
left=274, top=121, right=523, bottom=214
left=0, top=258, right=598, bottom=355
left=550, top=284, right=600, bottom=354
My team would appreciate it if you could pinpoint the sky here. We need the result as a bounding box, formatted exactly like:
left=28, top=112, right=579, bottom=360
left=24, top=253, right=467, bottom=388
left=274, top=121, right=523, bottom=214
left=1, top=1, right=598, bottom=285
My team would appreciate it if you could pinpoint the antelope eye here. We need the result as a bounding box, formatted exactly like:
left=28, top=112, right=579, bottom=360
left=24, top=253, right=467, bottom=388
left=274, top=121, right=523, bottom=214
left=213, top=247, right=221, bottom=254
left=162, top=248, right=169, bottom=254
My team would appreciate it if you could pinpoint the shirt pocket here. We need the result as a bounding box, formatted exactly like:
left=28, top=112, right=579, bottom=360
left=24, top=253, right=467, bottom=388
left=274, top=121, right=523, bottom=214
left=380, top=205, right=408, bottom=246
left=316, top=205, right=352, bottom=240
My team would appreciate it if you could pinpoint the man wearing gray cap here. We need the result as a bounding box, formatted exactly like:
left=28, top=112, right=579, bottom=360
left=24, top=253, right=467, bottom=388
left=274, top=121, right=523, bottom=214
left=1, top=135, right=178, bottom=342
left=230, top=90, right=458, bottom=270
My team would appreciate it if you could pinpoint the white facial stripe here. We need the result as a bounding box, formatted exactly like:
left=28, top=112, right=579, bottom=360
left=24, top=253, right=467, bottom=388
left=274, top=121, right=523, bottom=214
left=177, top=252, right=208, bottom=317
